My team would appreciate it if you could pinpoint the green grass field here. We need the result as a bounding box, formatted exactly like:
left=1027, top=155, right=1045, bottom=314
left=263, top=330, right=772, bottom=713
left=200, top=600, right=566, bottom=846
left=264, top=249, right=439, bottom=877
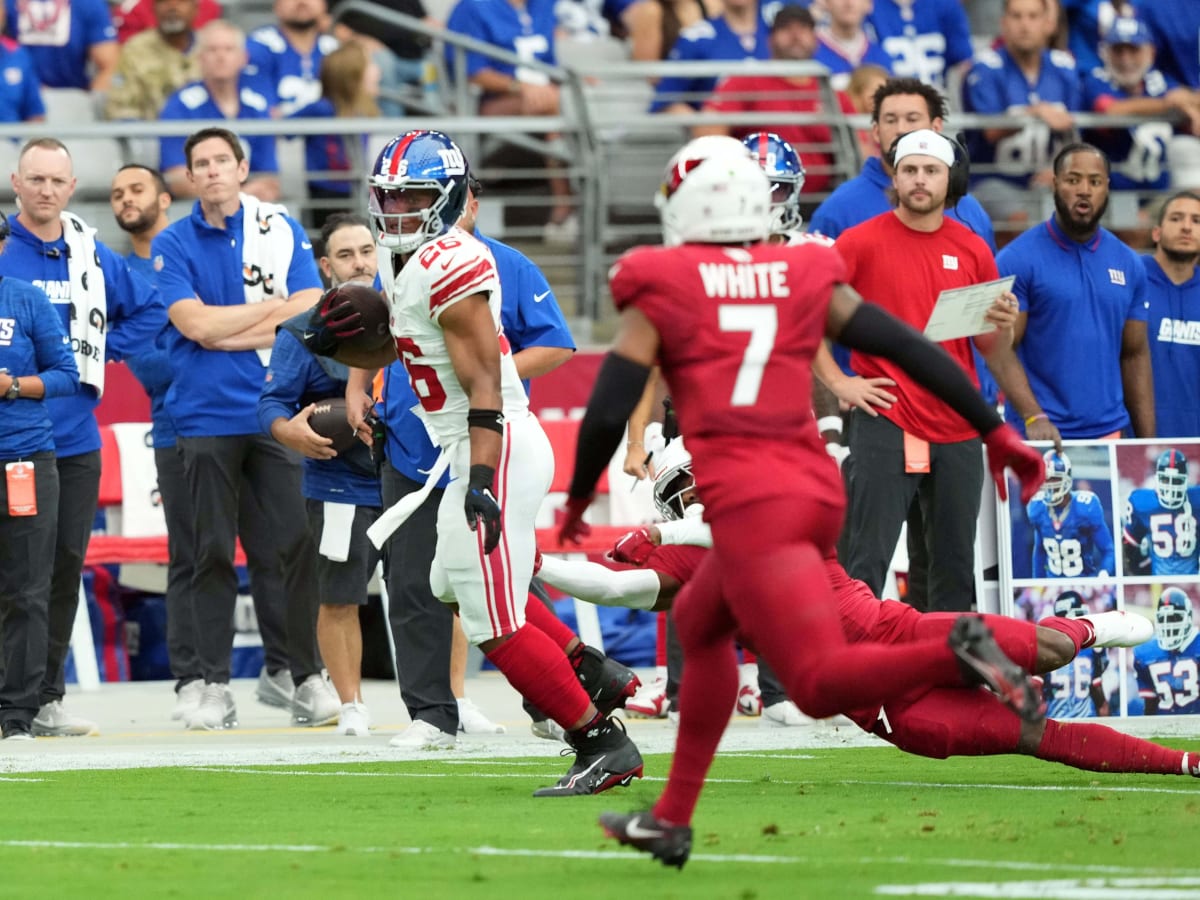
left=4, top=745, right=1199, bottom=899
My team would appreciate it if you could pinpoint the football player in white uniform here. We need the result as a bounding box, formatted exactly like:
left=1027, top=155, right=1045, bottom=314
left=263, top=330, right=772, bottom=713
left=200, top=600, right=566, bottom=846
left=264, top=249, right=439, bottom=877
left=305, top=130, right=643, bottom=796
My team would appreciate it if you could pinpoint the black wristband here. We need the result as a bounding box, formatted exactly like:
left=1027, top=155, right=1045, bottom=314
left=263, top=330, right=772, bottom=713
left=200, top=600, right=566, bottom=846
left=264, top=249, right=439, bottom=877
left=469, top=463, right=495, bottom=492
left=839, top=301, right=1003, bottom=436
left=467, top=408, right=504, bottom=435
left=568, top=352, right=651, bottom=499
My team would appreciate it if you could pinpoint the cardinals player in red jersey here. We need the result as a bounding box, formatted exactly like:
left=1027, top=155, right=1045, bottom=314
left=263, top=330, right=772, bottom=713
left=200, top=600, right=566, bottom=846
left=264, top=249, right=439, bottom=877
left=541, top=440, right=1195, bottom=869
left=555, top=135, right=1046, bottom=867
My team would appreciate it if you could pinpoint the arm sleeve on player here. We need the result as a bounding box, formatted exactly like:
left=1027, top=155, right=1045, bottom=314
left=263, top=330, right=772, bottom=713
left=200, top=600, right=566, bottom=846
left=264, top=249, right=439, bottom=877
left=568, top=352, right=651, bottom=498
left=537, top=555, right=662, bottom=610
left=656, top=517, right=714, bottom=548
left=838, top=301, right=1003, bottom=436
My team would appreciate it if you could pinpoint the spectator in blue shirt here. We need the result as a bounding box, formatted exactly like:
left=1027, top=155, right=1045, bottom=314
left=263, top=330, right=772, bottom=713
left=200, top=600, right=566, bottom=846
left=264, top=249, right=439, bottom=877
left=5, top=0, right=116, bottom=91
left=152, top=126, right=330, bottom=732
left=0, top=226, right=78, bottom=741
left=814, top=0, right=892, bottom=93
left=0, top=138, right=165, bottom=737
left=159, top=20, right=281, bottom=201
left=1060, top=0, right=1125, bottom=76
left=996, top=142, right=1155, bottom=441
left=962, top=0, right=1082, bottom=230
left=444, top=0, right=577, bottom=241
left=866, top=0, right=972, bottom=91
left=1081, top=17, right=1200, bottom=195
left=1143, top=191, right=1200, bottom=438
left=259, top=213, right=380, bottom=737
left=0, top=19, right=43, bottom=122
left=650, top=0, right=770, bottom=114
left=1140, top=1, right=1200, bottom=89
left=247, top=0, right=340, bottom=116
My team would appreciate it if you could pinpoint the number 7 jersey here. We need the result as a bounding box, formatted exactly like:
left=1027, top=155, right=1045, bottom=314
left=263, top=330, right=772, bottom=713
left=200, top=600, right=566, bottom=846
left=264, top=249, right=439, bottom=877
left=386, top=226, right=529, bottom=447
left=609, top=240, right=847, bottom=515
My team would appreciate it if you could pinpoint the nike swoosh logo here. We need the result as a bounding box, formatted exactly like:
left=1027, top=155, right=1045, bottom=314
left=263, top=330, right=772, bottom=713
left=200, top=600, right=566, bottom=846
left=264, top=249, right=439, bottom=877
left=624, top=819, right=664, bottom=840
left=533, top=290, right=551, bottom=303
left=303, top=332, right=316, bottom=342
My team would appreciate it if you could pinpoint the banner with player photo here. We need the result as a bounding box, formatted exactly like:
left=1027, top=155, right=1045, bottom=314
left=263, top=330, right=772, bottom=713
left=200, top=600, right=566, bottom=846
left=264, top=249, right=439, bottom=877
left=997, top=439, right=1200, bottom=720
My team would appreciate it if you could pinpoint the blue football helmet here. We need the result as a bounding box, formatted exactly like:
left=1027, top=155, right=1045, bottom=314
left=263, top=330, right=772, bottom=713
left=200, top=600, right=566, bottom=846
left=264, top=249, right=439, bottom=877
left=741, top=131, right=806, bottom=234
left=369, top=130, right=470, bottom=253
left=1155, top=448, right=1189, bottom=510
left=1042, top=450, right=1072, bottom=505
left=1053, top=590, right=1087, bottom=618
left=1156, top=587, right=1195, bottom=651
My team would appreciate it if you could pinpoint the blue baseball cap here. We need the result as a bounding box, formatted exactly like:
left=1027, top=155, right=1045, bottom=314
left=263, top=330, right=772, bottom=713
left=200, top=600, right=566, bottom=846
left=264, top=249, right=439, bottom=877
left=1102, top=16, right=1154, bottom=47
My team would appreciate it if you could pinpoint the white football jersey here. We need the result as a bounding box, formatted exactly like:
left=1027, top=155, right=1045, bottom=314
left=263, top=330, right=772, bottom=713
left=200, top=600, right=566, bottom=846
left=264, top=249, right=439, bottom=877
left=387, top=226, right=529, bottom=446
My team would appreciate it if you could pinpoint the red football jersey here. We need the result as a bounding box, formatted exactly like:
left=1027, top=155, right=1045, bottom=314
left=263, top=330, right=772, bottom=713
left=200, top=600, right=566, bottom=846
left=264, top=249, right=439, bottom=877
left=611, top=241, right=846, bottom=515
left=837, top=212, right=999, bottom=443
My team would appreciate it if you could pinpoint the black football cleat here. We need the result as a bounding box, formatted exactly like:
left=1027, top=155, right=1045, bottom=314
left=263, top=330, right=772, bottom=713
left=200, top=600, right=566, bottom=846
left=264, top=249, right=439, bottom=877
left=533, top=716, right=643, bottom=797
left=949, top=615, right=1046, bottom=724
left=573, top=645, right=641, bottom=715
left=599, top=810, right=692, bottom=869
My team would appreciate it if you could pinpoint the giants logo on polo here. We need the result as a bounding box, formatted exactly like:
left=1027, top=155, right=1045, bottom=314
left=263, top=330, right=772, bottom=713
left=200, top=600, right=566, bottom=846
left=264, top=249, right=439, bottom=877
left=0, top=318, right=13, bottom=346
left=1108, top=268, right=1126, bottom=286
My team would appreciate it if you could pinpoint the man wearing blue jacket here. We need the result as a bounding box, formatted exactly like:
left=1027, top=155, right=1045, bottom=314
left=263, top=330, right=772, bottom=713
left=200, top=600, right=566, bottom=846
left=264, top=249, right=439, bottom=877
left=0, top=220, right=79, bottom=741
left=0, top=138, right=165, bottom=737
left=258, top=213, right=380, bottom=737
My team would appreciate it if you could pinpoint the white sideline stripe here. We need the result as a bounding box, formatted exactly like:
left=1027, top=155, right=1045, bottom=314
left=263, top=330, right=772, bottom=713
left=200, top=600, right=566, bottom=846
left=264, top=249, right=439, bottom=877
left=4, top=840, right=1197, bottom=876
left=0, top=776, right=43, bottom=782
left=841, top=779, right=1200, bottom=796
left=876, top=877, right=1200, bottom=898
left=191, top=766, right=767, bottom=784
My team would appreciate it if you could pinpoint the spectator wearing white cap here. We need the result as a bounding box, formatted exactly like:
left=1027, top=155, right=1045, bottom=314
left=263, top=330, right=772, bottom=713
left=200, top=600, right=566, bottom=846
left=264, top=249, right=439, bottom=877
left=832, top=128, right=1043, bottom=613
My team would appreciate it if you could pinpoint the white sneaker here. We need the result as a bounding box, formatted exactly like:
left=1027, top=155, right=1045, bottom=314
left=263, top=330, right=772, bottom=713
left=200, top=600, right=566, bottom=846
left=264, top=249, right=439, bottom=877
left=626, top=676, right=670, bottom=719
left=389, top=719, right=457, bottom=750
left=542, top=212, right=580, bottom=245
left=256, top=667, right=294, bottom=709
left=1083, top=611, right=1154, bottom=648
left=291, top=674, right=340, bottom=726
left=762, top=700, right=810, bottom=727
left=187, top=683, right=238, bottom=731
left=336, top=702, right=371, bottom=737
left=457, top=697, right=506, bottom=734
left=171, top=681, right=205, bottom=722
left=32, top=700, right=98, bottom=737
left=530, top=718, right=566, bottom=742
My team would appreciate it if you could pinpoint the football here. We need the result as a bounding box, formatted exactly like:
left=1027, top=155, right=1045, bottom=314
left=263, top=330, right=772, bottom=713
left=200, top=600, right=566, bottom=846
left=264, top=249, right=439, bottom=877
left=325, top=282, right=391, bottom=355
left=307, top=397, right=359, bottom=453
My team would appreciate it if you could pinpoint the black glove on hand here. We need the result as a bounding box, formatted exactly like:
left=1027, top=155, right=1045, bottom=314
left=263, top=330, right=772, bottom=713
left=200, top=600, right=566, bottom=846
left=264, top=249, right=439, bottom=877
left=302, top=288, right=365, bottom=357
left=464, top=464, right=502, bottom=554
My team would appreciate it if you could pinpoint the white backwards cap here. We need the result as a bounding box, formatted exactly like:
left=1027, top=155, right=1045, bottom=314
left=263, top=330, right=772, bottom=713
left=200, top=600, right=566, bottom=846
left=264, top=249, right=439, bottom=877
left=892, top=129, right=954, bottom=168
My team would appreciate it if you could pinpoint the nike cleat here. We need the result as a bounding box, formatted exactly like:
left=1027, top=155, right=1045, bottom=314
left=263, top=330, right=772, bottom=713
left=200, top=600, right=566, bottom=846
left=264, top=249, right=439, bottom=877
left=533, top=717, right=643, bottom=797
left=599, top=810, right=692, bottom=869
left=573, top=645, right=641, bottom=716
left=950, top=615, right=1046, bottom=724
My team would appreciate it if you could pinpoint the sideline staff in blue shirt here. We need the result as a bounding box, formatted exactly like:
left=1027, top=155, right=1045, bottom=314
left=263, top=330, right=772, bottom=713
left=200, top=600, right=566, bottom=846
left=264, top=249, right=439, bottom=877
left=997, top=143, right=1154, bottom=441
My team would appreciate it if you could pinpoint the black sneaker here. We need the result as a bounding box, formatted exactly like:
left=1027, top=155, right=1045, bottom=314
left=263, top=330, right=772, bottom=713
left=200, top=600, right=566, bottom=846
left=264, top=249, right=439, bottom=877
left=1, top=719, right=33, bottom=741
left=573, top=645, right=641, bottom=715
left=949, top=615, right=1046, bottom=724
left=532, top=716, right=644, bottom=797
left=599, top=810, right=692, bottom=869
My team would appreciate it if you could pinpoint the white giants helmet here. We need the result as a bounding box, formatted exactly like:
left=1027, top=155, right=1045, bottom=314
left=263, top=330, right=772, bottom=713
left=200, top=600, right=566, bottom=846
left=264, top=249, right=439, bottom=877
left=654, top=135, right=772, bottom=247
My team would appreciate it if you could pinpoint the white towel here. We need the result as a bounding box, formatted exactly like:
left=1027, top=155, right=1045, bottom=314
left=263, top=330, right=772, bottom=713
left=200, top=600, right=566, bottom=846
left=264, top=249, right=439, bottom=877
left=110, top=422, right=167, bottom=538
left=61, top=211, right=107, bottom=395
left=240, top=193, right=294, bottom=365
left=365, top=450, right=451, bottom=550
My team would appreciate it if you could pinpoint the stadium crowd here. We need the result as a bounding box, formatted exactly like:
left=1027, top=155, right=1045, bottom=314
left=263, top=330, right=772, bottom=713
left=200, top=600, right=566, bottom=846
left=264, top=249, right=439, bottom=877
left=0, top=0, right=1197, bottom=830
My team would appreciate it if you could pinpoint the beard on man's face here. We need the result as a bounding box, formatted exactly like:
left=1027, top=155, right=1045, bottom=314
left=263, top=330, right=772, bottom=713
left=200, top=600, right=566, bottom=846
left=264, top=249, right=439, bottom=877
left=116, top=203, right=159, bottom=235
left=1053, top=189, right=1108, bottom=237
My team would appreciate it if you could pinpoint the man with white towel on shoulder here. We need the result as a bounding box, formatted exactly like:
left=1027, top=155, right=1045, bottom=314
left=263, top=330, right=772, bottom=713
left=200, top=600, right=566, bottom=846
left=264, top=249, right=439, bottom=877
left=152, top=126, right=338, bottom=732
left=0, top=137, right=165, bottom=736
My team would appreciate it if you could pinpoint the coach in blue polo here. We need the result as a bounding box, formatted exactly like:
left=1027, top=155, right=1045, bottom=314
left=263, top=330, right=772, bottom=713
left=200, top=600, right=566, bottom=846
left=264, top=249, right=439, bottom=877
left=996, top=142, right=1155, bottom=440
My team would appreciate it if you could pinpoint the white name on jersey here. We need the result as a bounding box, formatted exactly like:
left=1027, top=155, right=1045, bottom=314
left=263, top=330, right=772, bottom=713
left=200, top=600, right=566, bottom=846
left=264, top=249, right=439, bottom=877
left=697, top=261, right=789, bottom=299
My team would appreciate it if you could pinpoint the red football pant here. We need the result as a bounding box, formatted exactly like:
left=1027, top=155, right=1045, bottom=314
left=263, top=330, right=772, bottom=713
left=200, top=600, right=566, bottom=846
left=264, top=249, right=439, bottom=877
left=654, top=496, right=974, bottom=827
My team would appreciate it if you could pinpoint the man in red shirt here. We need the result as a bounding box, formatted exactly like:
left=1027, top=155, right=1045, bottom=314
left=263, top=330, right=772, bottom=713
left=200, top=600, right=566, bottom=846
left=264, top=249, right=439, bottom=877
left=829, top=128, right=1044, bottom=613
left=556, top=134, right=1044, bottom=868
left=695, top=5, right=835, bottom=195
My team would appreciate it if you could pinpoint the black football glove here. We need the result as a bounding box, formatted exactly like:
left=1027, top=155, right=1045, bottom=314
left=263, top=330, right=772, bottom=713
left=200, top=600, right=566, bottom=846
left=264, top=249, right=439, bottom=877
left=465, top=464, right=502, bottom=554
left=301, top=287, right=365, bottom=357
